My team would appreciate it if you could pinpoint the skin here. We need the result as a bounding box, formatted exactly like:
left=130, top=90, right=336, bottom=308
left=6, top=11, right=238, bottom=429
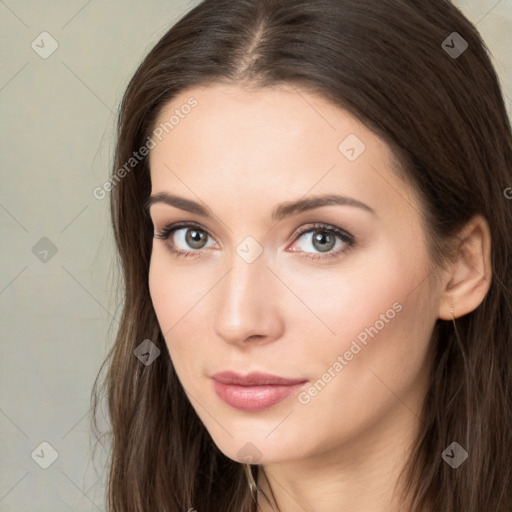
left=147, top=83, right=491, bottom=512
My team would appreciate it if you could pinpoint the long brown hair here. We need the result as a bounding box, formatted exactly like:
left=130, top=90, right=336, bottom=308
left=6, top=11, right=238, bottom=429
left=91, top=0, right=512, bottom=510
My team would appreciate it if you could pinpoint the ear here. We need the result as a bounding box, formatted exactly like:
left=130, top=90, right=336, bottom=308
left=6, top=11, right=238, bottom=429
left=438, top=214, right=492, bottom=320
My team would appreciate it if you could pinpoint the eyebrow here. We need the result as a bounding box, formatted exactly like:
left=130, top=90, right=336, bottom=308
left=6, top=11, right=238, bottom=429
left=145, top=192, right=377, bottom=222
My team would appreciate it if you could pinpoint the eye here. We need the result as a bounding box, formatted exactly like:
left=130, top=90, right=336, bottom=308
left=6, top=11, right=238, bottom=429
left=287, top=223, right=355, bottom=261
left=154, top=221, right=356, bottom=261
left=154, top=221, right=215, bottom=258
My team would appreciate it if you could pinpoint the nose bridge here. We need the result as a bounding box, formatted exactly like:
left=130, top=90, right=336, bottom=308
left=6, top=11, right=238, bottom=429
left=213, top=246, right=277, bottom=343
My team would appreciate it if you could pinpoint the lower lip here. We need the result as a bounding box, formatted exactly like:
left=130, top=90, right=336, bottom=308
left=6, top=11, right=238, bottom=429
left=212, top=379, right=307, bottom=412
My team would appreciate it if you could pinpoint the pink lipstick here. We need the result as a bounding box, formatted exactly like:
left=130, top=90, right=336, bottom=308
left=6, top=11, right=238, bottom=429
left=210, top=371, right=308, bottom=412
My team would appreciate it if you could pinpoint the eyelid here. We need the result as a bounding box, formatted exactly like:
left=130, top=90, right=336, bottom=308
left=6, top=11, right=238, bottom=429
left=154, top=220, right=216, bottom=238
left=289, top=223, right=355, bottom=245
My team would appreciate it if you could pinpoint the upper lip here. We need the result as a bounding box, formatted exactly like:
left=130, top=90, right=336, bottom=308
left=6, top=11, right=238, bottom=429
left=211, top=371, right=308, bottom=386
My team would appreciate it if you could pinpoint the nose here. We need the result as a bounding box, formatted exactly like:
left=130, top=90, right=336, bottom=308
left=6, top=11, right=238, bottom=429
left=212, top=249, right=284, bottom=347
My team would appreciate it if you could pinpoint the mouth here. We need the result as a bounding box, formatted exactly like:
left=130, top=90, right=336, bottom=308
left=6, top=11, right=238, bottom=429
left=210, top=371, right=308, bottom=412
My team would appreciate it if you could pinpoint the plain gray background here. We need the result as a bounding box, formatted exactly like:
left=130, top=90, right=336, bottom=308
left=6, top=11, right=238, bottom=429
left=1, top=1, right=511, bottom=511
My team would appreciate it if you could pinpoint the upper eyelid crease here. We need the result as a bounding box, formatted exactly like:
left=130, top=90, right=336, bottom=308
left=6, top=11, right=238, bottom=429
left=145, top=192, right=377, bottom=222
left=155, top=221, right=352, bottom=240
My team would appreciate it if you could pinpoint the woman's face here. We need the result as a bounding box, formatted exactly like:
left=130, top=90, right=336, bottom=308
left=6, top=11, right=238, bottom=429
left=148, top=83, right=441, bottom=465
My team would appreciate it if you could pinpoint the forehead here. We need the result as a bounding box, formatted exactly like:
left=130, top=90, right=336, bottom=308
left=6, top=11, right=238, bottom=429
left=148, top=83, right=417, bottom=224
left=150, top=83, right=381, bottom=162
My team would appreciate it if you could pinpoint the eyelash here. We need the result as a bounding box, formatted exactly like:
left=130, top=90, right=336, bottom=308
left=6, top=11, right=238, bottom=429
left=154, top=221, right=356, bottom=261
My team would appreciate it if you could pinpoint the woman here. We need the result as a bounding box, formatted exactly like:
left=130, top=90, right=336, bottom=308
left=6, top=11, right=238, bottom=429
left=91, top=0, right=512, bottom=510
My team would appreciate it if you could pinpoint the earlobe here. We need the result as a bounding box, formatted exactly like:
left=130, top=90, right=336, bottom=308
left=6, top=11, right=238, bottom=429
left=437, top=215, right=492, bottom=321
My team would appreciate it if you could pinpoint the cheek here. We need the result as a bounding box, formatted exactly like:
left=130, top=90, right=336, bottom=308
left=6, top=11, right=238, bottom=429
left=286, top=288, right=435, bottom=460
left=148, top=251, right=186, bottom=363
left=148, top=247, right=206, bottom=331
left=148, top=249, right=213, bottom=372
left=277, top=236, right=425, bottom=351
left=292, top=241, right=435, bottom=407
left=148, top=252, right=168, bottom=326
